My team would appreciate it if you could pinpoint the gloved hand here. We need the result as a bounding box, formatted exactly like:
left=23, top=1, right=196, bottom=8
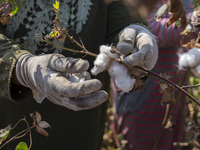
left=16, top=53, right=108, bottom=111
left=117, top=24, right=158, bottom=78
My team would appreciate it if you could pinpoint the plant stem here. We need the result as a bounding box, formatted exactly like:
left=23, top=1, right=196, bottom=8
left=150, top=68, right=190, bottom=150
left=136, top=66, right=200, bottom=106
left=0, top=125, right=35, bottom=149
left=181, top=83, right=200, bottom=89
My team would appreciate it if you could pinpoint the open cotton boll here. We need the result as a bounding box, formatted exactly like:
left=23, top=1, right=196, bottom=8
left=108, top=61, right=126, bottom=77
left=178, top=48, right=200, bottom=69
left=108, top=61, right=135, bottom=92
left=115, top=75, right=135, bottom=92
left=100, top=45, right=119, bottom=58
left=91, top=45, right=121, bottom=76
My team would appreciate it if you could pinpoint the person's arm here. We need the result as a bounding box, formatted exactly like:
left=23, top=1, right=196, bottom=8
left=0, top=22, right=108, bottom=110
left=0, top=22, right=32, bottom=101
left=11, top=66, right=22, bottom=86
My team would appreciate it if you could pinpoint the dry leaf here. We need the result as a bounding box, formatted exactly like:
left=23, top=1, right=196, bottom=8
left=185, top=122, right=200, bottom=141
left=155, top=4, right=167, bottom=22
left=0, top=125, right=11, bottom=145
left=180, top=28, right=194, bottom=37
left=133, top=78, right=144, bottom=92
left=36, top=126, right=49, bottom=137
left=182, top=39, right=200, bottom=49
left=164, top=115, right=175, bottom=129
left=30, top=111, right=51, bottom=137
left=38, top=121, right=51, bottom=129
left=194, top=9, right=200, bottom=28
left=159, top=81, right=175, bottom=105
left=0, top=2, right=14, bottom=25
left=47, top=25, right=66, bottom=42
left=166, top=0, right=187, bottom=29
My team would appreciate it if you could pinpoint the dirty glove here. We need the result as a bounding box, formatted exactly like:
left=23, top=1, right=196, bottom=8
left=117, top=24, right=158, bottom=78
left=16, top=53, right=108, bottom=111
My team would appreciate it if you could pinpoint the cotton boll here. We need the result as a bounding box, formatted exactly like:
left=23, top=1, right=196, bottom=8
left=100, top=45, right=119, bottom=58
left=115, top=75, right=135, bottom=92
left=108, top=61, right=135, bottom=92
left=178, top=48, right=200, bottom=69
left=108, top=61, right=126, bottom=77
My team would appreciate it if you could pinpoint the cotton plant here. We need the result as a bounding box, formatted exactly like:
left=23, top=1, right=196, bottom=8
left=91, top=45, right=136, bottom=92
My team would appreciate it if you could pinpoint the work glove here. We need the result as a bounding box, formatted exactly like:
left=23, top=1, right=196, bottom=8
left=16, top=53, right=108, bottom=111
left=117, top=24, right=158, bottom=78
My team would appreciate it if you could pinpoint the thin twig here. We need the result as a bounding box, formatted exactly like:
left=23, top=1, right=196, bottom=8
left=65, top=32, right=88, bottom=51
left=162, top=104, right=170, bottom=125
left=181, top=83, right=200, bottom=89
left=0, top=0, right=11, bottom=12
left=29, top=130, right=32, bottom=150
left=0, top=125, right=35, bottom=149
left=79, top=37, right=87, bottom=52
left=11, top=117, right=26, bottom=130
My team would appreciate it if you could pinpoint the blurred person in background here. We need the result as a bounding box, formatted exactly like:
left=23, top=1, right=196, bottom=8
left=111, top=0, right=198, bottom=149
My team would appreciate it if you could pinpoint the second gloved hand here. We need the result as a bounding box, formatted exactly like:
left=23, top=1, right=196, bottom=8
left=16, top=53, right=108, bottom=111
left=117, top=24, right=158, bottom=78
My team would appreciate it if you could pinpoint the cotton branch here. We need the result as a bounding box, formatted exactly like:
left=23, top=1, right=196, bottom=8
left=136, top=66, right=200, bottom=106
left=37, top=30, right=200, bottom=107
left=37, top=2, right=200, bottom=106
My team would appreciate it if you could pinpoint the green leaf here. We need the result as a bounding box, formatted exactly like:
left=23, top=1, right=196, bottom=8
left=15, top=142, right=28, bottom=150
left=175, top=19, right=181, bottom=29
left=11, top=6, right=18, bottom=15
left=194, top=77, right=199, bottom=85
left=117, top=133, right=124, bottom=141
left=0, top=125, right=11, bottom=145
left=189, top=77, right=194, bottom=85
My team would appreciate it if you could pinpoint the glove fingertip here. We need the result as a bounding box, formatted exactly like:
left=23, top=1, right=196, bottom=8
left=117, top=42, right=133, bottom=55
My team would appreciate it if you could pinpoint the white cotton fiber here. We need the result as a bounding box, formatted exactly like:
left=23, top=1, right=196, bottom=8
left=99, top=45, right=119, bottom=58
left=108, top=61, right=136, bottom=92
left=91, top=53, right=110, bottom=75
left=195, top=64, right=200, bottom=75
left=91, top=45, right=135, bottom=92
left=178, top=48, right=200, bottom=69
left=91, top=45, right=119, bottom=76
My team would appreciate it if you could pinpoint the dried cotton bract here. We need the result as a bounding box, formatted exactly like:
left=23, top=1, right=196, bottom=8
left=178, top=48, right=200, bottom=74
left=91, top=45, right=136, bottom=92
